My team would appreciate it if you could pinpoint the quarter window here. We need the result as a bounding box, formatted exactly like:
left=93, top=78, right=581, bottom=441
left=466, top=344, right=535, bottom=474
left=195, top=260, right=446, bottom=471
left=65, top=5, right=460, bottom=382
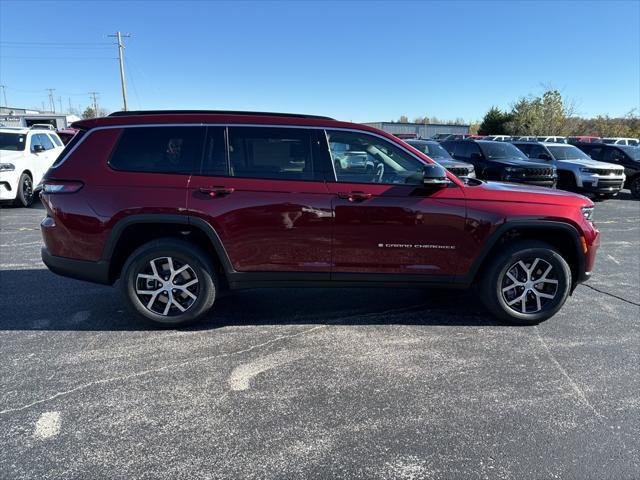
left=109, top=127, right=204, bottom=174
left=228, top=127, right=315, bottom=180
left=326, top=130, right=425, bottom=185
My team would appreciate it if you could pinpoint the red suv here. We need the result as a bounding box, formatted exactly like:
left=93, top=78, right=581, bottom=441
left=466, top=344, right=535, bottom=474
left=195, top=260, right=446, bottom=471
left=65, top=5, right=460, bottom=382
left=40, top=111, right=600, bottom=326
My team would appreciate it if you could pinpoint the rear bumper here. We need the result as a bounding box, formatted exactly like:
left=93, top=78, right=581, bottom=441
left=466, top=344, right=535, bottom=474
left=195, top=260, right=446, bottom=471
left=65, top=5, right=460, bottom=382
left=41, top=247, right=111, bottom=285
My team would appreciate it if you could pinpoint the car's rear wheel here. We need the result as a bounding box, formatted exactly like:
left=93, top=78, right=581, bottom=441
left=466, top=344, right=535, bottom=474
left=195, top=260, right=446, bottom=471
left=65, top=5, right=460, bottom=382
left=121, top=239, right=217, bottom=327
left=14, top=172, right=34, bottom=207
left=479, top=240, right=571, bottom=325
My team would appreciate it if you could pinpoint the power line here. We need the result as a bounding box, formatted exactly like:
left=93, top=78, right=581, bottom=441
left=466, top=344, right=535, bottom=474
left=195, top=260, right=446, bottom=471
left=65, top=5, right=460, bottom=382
left=46, top=88, right=56, bottom=113
left=108, top=31, right=131, bottom=111
left=0, top=41, right=112, bottom=46
left=88, top=92, right=100, bottom=117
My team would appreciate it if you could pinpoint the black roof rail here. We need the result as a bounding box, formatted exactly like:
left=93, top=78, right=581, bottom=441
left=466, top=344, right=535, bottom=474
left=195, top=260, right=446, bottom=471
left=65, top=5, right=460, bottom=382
left=108, top=110, right=335, bottom=120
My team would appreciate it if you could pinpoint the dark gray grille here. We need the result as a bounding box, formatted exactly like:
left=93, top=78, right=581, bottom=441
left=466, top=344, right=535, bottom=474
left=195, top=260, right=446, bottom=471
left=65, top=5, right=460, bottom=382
left=524, top=168, right=554, bottom=177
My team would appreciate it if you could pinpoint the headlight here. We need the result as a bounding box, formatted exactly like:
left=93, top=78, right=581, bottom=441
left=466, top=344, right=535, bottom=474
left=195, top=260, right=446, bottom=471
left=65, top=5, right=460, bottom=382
left=580, top=168, right=598, bottom=174
left=581, top=206, right=594, bottom=222
left=0, top=163, right=15, bottom=172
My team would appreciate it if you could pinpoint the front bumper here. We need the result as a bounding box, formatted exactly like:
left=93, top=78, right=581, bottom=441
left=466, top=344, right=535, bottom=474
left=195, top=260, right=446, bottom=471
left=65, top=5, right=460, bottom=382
left=41, top=247, right=111, bottom=285
left=576, top=173, right=625, bottom=193
left=0, top=170, right=19, bottom=201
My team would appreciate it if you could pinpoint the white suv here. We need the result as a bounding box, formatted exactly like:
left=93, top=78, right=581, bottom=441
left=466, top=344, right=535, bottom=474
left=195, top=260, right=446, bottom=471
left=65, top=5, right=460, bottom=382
left=0, top=127, right=65, bottom=207
left=602, top=137, right=639, bottom=146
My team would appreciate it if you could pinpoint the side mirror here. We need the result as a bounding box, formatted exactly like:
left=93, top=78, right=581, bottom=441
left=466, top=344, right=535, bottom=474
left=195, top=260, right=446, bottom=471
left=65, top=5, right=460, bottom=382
left=33, top=144, right=45, bottom=153
left=423, top=164, right=449, bottom=188
left=538, top=153, right=552, bottom=160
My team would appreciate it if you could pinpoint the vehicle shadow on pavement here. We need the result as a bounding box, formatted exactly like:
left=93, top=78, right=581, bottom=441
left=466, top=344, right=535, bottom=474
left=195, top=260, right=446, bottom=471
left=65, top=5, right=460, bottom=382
left=0, top=269, right=503, bottom=331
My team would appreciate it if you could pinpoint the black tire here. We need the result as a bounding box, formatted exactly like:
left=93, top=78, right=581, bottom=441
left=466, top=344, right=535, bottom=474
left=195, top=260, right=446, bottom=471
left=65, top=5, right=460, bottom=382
left=478, top=240, right=571, bottom=325
left=120, top=238, right=217, bottom=327
left=14, top=172, right=34, bottom=207
left=629, top=176, right=640, bottom=199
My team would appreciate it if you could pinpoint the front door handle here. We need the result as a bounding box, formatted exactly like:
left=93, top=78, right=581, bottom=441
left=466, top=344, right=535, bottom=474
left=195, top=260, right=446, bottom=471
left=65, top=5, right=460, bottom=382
left=198, top=186, right=235, bottom=197
left=337, top=191, right=372, bottom=202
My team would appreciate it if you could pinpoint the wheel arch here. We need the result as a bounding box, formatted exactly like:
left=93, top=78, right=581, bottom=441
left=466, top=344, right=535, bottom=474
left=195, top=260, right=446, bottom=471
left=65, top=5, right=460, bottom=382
left=468, top=220, right=584, bottom=289
left=103, top=214, right=235, bottom=285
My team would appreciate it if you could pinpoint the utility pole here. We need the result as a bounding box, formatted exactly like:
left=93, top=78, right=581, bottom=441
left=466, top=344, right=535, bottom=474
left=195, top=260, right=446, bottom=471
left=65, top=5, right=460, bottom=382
left=0, top=85, right=7, bottom=108
left=68, top=97, right=73, bottom=114
left=88, top=92, right=99, bottom=117
left=46, top=88, right=56, bottom=113
left=108, top=31, right=131, bottom=111
left=58, top=96, right=63, bottom=114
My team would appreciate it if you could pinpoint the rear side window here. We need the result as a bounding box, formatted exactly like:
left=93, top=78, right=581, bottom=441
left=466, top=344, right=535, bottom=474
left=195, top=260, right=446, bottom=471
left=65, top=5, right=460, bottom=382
left=228, top=127, right=315, bottom=180
left=49, top=133, right=63, bottom=147
left=109, top=127, right=204, bottom=174
left=200, top=127, right=227, bottom=176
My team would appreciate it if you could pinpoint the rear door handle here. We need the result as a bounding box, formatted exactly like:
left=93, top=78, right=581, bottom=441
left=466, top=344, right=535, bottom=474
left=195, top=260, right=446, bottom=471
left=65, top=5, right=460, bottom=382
left=198, top=186, right=235, bottom=197
left=337, top=191, right=372, bottom=202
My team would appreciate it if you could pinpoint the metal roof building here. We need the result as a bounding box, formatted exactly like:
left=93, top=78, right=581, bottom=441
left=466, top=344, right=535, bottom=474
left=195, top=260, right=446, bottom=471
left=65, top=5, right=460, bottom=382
left=364, top=122, right=469, bottom=139
left=0, top=107, right=72, bottom=129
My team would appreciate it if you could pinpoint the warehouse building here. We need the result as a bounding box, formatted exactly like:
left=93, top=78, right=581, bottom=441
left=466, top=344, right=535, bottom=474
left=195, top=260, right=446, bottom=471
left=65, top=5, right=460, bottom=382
left=364, top=122, right=469, bottom=139
left=0, top=106, right=76, bottom=129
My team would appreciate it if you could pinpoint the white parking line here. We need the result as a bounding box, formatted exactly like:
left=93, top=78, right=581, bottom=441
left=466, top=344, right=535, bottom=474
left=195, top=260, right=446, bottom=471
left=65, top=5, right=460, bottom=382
left=33, top=411, right=61, bottom=439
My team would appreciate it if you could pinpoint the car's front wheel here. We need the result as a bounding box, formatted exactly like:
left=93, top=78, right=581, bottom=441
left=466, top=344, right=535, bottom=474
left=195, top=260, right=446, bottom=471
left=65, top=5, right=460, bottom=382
left=479, top=240, right=572, bottom=325
left=121, top=239, right=217, bottom=327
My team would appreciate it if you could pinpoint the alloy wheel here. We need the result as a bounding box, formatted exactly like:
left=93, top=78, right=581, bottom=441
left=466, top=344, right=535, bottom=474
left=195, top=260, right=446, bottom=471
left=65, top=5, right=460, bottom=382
left=500, top=257, right=559, bottom=314
left=134, top=257, right=199, bottom=316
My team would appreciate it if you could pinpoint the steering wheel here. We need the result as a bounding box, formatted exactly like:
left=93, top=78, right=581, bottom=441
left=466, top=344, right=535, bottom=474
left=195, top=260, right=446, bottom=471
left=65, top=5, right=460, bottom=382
left=375, top=163, right=385, bottom=183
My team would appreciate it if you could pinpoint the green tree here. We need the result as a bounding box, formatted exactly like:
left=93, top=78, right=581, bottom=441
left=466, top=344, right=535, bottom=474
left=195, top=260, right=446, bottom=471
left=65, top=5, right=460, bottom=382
left=478, top=107, right=512, bottom=135
left=398, top=115, right=409, bottom=123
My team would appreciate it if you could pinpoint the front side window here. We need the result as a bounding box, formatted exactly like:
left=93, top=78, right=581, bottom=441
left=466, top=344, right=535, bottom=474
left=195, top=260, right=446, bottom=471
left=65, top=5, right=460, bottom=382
left=228, top=127, right=315, bottom=180
left=0, top=133, right=26, bottom=151
left=37, top=133, right=55, bottom=150
left=109, top=127, right=204, bottom=174
left=327, top=130, right=426, bottom=185
left=618, top=146, right=640, bottom=160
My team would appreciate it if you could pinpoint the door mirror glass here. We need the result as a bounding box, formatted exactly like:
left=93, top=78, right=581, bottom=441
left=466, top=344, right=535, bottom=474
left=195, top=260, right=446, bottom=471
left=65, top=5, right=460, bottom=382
left=33, top=144, right=45, bottom=153
left=422, top=164, right=449, bottom=188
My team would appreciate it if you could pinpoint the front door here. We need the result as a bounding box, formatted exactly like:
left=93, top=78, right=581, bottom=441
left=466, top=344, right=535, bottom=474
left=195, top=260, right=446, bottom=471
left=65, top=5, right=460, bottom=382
left=324, top=129, right=467, bottom=280
left=188, top=126, right=333, bottom=276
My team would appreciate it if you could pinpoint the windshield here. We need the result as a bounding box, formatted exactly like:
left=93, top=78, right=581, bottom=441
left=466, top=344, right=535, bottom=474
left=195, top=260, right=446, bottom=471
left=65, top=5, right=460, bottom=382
left=407, top=141, right=453, bottom=160
left=478, top=142, right=528, bottom=160
left=619, top=146, right=640, bottom=160
left=0, top=133, right=26, bottom=151
left=547, top=145, right=591, bottom=160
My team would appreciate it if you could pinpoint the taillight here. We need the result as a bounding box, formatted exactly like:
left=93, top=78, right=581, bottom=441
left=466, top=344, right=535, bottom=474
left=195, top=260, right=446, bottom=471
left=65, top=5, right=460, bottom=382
left=42, top=180, right=84, bottom=194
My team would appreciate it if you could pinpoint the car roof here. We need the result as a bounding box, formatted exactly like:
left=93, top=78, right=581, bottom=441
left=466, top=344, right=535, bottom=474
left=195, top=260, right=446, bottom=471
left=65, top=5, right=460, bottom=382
left=72, top=110, right=383, bottom=134
left=0, top=127, right=30, bottom=133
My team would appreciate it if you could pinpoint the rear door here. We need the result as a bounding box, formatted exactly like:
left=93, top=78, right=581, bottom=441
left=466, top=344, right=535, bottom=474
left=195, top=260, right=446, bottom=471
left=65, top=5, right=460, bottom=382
left=323, top=129, right=467, bottom=279
left=187, top=126, right=333, bottom=275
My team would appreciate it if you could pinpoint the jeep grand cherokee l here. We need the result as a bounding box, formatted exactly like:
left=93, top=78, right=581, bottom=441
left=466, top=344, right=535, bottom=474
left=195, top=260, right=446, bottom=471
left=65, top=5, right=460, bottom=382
left=513, top=141, right=626, bottom=198
left=40, top=111, right=599, bottom=327
left=442, top=139, right=557, bottom=187
left=575, top=142, right=640, bottom=198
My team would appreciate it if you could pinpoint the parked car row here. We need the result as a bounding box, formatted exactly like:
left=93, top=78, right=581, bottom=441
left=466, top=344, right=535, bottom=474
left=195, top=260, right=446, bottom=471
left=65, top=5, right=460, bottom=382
left=432, top=133, right=640, bottom=146
left=415, top=137, right=637, bottom=199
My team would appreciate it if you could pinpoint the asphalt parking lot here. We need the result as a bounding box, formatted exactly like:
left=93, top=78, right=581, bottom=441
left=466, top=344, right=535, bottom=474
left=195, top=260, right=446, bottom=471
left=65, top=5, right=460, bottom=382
left=0, top=194, right=638, bottom=479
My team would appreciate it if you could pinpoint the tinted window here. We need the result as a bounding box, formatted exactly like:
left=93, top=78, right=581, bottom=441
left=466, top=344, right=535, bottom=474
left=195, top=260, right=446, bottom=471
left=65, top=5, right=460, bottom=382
left=200, top=127, right=227, bottom=176
left=605, top=148, right=627, bottom=163
left=585, top=146, right=603, bottom=160
left=49, top=133, right=63, bottom=147
left=618, top=146, right=640, bottom=160
left=0, top=133, right=26, bottom=151
left=228, top=127, right=314, bottom=180
left=327, top=130, right=426, bottom=185
left=109, top=127, right=204, bottom=174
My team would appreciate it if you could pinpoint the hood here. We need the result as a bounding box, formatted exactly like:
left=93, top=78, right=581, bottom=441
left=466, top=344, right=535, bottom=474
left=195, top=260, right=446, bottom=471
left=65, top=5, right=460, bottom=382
left=488, top=158, right=548, bottom=168
left=0, top=150, right=27, bottom=163
left=436, top=158, right=473, bottom=169
left=556, top=158, right=625, bottom=170
left=464, top=180, right=592, bottom=208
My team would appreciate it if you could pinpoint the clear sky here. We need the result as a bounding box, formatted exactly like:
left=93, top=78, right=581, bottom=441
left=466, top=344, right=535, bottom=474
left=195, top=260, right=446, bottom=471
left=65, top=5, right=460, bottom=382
left=1, top=0, right=638, bottom=123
